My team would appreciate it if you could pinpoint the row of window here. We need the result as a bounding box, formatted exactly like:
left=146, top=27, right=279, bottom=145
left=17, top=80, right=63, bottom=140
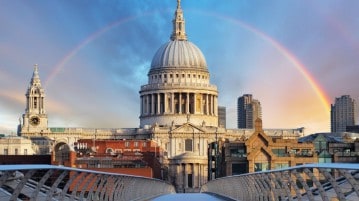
left=3, top=148, right=28, bottom=155
left=99, top=139, right=198, bottom=153
left=123, top=141, right=147, bottom=148
left=227, top=148, right=315, bottom=158
left=151, top=73, right=208, bottom=80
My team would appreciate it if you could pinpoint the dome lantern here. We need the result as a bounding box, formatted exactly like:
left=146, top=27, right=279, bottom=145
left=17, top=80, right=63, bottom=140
left=170, top=0, right=187, bottom=41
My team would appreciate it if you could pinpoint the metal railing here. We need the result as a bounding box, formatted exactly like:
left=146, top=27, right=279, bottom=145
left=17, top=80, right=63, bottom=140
left=201, top=163, right=359, bottom=201
left=0, top=164, right=175, bottom=201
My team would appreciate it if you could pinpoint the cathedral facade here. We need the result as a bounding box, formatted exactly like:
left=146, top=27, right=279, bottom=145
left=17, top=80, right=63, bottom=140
left=19, top=0, right=304, bottom=193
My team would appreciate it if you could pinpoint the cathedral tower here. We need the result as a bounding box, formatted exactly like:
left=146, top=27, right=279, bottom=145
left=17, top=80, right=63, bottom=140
left=21, top=65, right=48, bottom=134
left=139, top=0, right=218, bottom=128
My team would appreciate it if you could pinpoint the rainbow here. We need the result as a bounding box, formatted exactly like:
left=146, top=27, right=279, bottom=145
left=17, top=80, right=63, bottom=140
left=43, top=9, right=331, bottom=113
left=194, top=11, right=331, bottom=113
left=44, top=10, right=161, bottom=88
left=43, top=16, right=138, bottom=87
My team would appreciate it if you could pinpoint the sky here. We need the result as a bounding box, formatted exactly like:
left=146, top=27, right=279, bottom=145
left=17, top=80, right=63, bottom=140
left=1, top=0, right=359, bottom=135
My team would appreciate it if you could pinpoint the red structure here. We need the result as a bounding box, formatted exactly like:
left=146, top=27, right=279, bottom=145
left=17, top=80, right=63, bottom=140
left=52, top=139, right=164, bottom=179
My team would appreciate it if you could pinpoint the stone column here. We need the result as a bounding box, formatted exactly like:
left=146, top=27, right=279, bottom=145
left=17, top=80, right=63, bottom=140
left=214, top=95, right=218, bottom=116
left=208, top=95, right=211, bottom=115
left=140, top=96, right=143, bottom=115
left=183, top=163, right=187, bottom=189
left=151, top=94, right=155, bottom=115
left=199, top=164, right=202, bottom=187
left=176, top=164, right=182, bottom=189
left=157, top=93, right=161, bottom=114
left=143, top=95, right=146, bottom=115
left=186, top=92, right=190, bottom=114
left=206, top=94, right=209, bottom=115
left=146, top=95, right=149, bottom=115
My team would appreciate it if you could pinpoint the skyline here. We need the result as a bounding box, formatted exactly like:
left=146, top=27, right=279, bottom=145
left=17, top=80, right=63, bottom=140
left=1, top=0, right=359, bottom=134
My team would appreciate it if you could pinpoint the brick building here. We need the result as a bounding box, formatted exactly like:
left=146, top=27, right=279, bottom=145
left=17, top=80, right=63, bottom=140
left=51, top=139, right=163, bottom=179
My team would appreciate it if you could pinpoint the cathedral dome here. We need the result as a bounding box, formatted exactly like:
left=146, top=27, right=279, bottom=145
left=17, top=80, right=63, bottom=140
left=150, top=40, right=207, bottom=69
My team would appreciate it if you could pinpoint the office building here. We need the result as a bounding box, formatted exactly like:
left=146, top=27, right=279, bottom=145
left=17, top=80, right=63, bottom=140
left=218, top=106, right=226, bottom=128
left=331, top=95, right=357, bottom=132
left=237, top=94, right=262, bottom=128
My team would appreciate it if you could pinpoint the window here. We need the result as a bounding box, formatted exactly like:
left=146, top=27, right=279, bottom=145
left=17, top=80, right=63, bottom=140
left=106, top=148, right=114, bottom=154
left=185, top=139, right=192, bottom=152
left=4, top=149, right=8, bottom=155
left=125, top=141, right=130, bottom=148
left=275, top=163, right=289, bottom=170
left=170, top=74, right=173, bottom=78
left=319, top=157, right=332, bottom=163
left=254, top=152, right=269, bottom=172
left=24, top=149, right=28, bottom=155
left=15, top=148, right=18, bottom=155
left=187, top=174, right=193, bottom=188
left=142, top=142, right=147, bottom=147
left=301, top=149, right=312, bottom=156
left=232, top=163, right=247, bottom=175
left=230, top=147, right=246, bottom=158
left=272, top=149, right=286, bottom=157
left=290, top=149, right=299, bottom=155
left=254, top=163, right=269, bottom=172
left=314, top=141, right=327, bottom=152
left=134, top=141, right=138, bottom=147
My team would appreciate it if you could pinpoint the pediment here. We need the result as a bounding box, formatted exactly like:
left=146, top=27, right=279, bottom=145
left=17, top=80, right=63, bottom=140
left=170, top=123, right=205, bottom=134
left=246, top=131, right=271, bottom=146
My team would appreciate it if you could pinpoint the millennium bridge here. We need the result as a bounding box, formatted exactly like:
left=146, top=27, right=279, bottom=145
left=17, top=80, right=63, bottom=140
left=0, top=163, right=358, bottom=201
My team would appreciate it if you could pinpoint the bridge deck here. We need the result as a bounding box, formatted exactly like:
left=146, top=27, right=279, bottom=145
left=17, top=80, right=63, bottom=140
left=151, top=193, right=235, bottom=201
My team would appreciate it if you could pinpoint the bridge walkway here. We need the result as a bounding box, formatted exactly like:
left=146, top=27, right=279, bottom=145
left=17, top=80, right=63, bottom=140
left=151, top=193, right=236, bottom=201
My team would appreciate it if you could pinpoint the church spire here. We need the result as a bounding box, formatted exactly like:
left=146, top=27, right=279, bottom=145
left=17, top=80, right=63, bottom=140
left=170, top=0, right=187, bottom=41
left=30, top=64, right=42, bottom=87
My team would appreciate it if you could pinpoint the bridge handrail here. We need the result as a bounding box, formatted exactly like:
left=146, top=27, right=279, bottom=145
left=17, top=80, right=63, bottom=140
left=201, top=163, right=359, bottom=201
left=0, top=164, right=175, bottom=201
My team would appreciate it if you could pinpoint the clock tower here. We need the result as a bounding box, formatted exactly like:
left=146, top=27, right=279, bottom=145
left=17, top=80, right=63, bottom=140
left=20, top=64, right=48, bottom=134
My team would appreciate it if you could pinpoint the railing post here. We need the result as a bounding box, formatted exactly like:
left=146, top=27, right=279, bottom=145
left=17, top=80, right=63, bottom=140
left=11, top=170, right=36, bottom=201
left=303, top=168, right=329, bottom=201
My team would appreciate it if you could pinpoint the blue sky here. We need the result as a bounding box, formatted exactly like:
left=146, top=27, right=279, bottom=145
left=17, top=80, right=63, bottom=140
left=1, top=0, right=359, bottom=135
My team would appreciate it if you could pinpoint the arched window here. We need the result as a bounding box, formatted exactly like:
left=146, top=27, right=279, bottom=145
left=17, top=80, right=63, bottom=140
left=34, top=97, right=37, bottom=109
left=106, top=148, right=114, bottom=154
